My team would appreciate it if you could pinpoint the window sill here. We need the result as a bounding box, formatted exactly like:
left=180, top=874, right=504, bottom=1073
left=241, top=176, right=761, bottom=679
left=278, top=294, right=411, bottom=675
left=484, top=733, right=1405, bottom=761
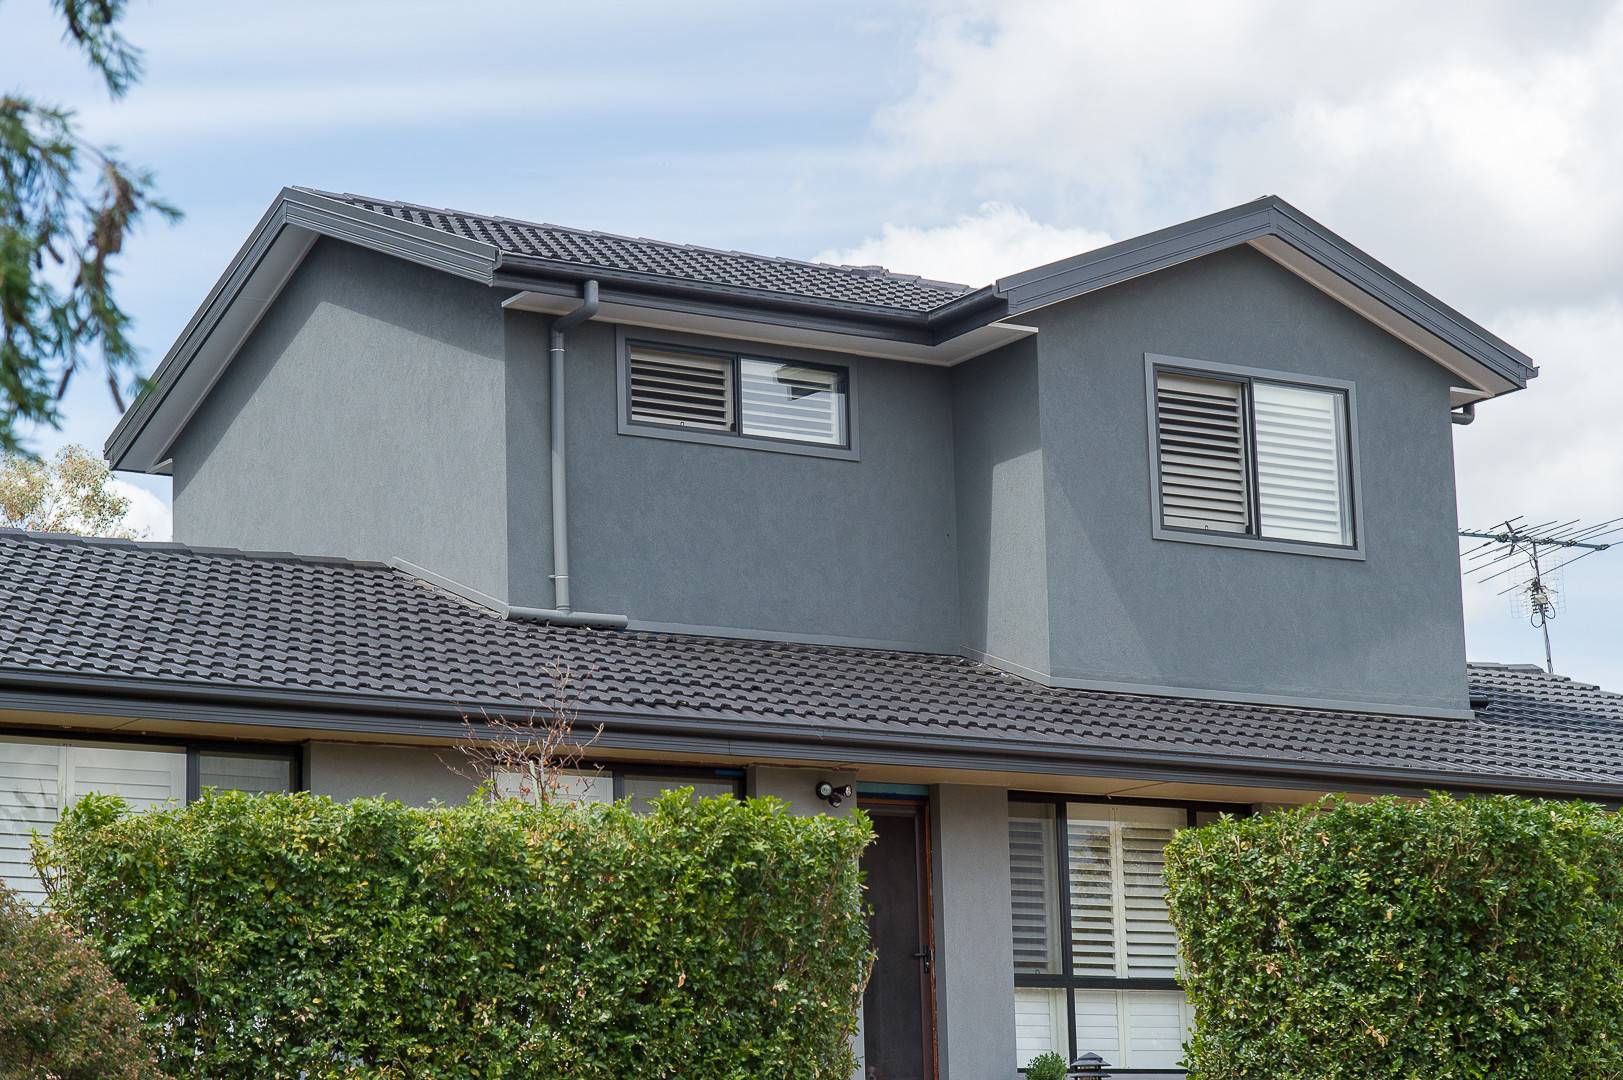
left=1151, top=523, right=1366, bottom=561
left=616, top=419, right=860, bottom=461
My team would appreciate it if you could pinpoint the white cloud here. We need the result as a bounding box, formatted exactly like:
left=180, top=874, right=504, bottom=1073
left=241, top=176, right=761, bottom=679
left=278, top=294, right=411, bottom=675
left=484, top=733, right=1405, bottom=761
left=877, top=1, right=1623, bottom=312
left=814, top=202, right=1111, bottom=286
left=111, top=480, right=174, bottom=542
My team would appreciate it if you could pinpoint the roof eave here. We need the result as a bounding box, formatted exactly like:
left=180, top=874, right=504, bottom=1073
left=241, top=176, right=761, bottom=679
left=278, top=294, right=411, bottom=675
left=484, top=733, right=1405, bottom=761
left=1, top=668, right=1618, bottom=804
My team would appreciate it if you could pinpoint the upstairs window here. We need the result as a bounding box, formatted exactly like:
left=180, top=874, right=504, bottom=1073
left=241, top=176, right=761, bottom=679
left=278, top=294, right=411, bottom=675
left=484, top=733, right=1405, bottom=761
left=1151, top=360, right=1356, bottom=550
left=626, top=342, right=850, bottom=450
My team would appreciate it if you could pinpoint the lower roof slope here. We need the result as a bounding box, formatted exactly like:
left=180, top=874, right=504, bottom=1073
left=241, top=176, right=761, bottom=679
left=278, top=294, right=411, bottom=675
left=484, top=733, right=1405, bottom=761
left=2, top=530, right=1620, bottom=797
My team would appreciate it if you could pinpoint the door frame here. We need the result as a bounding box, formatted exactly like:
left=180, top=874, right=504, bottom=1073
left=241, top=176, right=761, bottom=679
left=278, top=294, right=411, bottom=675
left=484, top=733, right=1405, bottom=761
left=860, top=795, right=939, bottom=1080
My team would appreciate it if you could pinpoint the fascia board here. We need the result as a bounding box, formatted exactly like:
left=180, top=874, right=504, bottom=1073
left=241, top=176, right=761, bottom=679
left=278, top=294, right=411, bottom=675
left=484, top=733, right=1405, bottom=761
left=997, top=196, right=1534, bottom=396
left=502, top=289, right=1036, bottom=366
left=1, top=669, right=1619, bottom=803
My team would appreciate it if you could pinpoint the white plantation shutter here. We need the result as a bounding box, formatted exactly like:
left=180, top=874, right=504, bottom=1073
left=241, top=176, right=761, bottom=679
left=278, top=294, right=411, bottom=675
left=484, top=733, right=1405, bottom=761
left=0, top=740, right=185, bottom=901
left=1155, top=372, right=1250, bottom=533
left=1066, top=817, right=1117, bottom=976
left=1073, top=990, right=1191, bottom=1070
left=1121, top=814, right=1181, bottom=977
left=1008, top=804, right=1061, bottom=974
left=738, top=359, right=846, bottom=445
left=627, top=347, right=733, bottom=431
left=1015, top=988, right=1068, bottom=1067
left=1253, top=381, right=1351, bottom=545
left=0, top=742, right=61, bottom=903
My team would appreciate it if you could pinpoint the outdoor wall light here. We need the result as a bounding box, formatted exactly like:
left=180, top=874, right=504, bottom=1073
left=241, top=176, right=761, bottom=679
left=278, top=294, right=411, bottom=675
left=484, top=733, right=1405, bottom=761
left=1069, top=1051, right=1111, bottom=1077
left=815, top=781, right=853, bottom=808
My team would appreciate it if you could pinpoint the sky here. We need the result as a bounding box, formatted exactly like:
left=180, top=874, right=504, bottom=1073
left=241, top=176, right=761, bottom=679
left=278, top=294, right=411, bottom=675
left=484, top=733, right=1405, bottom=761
left=4, top=0, right=1621, bottom=685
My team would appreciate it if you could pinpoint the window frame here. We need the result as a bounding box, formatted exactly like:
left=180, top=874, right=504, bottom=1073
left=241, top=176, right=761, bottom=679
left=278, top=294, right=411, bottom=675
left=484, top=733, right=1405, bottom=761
left=0, top=727, right=304, bottom=803
left=1008, top=792, right=1249, bottom=1075
left=617, top=328, right=860, bottom=461
left=1144, top=354, right=1364, bottom=561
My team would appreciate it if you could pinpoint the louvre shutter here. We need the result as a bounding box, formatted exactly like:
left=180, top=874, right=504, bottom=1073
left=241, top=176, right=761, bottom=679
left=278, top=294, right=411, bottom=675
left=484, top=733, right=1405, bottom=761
left=1009, top=806, right=1060, bottom=974
left=628, top=347, right=734, bottom=431
left=738, top=359, right=846, bottom=445
left=1014, top=988, right=1068, bottom=1067
left=1066, top=816, right=1118, bottom=976
left=0, top=741, right=62, bottom=902
left=1253, top=381, right=1350, bottom=545
left=1123, top=991, right=1192, bottom=1069
left=1120, top=810, right=1182, bottom=977
left=1155, top=371, right=1250, bottom=533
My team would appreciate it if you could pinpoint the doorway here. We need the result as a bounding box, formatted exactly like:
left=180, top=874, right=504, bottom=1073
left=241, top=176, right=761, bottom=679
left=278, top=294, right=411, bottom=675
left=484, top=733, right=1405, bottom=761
left=859, top=798, right=937, bottom=1080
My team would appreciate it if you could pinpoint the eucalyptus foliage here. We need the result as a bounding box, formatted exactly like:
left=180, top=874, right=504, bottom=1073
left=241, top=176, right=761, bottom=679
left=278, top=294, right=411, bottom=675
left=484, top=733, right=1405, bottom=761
left=40, top=789, right=872, bottom=1080
left=1165, top=794, right=1623, bottom=1080
left=1, top=0, right=179, bottom=452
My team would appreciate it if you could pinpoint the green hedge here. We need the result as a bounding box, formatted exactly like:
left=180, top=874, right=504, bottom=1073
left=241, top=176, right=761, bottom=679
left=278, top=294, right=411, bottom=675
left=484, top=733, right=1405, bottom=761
left=39, top=789, right=872, bottom=1080
left=1164, top=794, right=1623, bottom=1080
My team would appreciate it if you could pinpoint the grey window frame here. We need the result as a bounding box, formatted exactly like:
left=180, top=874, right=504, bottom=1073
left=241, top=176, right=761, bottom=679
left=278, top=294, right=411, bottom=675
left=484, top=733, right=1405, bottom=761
left=617, top=328, right=860, bottom=461
left=1144, top=354, right=1365, bottom=561
left=0, top=726, right=302, bottom=803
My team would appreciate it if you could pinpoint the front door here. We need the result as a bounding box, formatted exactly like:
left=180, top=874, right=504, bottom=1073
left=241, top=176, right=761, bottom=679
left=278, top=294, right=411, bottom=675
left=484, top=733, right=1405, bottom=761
left=859, top=799, right=936, bottom=1080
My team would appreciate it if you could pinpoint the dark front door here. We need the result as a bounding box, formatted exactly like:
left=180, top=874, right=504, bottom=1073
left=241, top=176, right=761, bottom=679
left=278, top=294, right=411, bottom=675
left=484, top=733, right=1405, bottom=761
left=860, top=799, right=936, bottom=1080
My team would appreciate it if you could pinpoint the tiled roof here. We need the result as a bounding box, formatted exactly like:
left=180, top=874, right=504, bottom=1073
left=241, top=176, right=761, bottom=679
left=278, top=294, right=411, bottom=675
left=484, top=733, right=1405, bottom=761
left=4, top=529, right=1622, bottom=794
left=303, top=189, right=974, bottom=314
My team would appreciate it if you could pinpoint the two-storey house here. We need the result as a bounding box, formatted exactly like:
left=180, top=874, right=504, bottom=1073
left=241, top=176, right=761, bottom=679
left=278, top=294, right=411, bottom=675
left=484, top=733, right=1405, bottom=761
left=4, top=188, right=1622, bottom=1079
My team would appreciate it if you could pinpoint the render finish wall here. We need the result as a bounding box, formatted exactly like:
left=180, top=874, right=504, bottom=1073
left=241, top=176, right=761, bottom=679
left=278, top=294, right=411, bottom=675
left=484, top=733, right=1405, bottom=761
left=170, top=239, right=512, bottom=602
left=1031, top=246, right=1470, bottom=715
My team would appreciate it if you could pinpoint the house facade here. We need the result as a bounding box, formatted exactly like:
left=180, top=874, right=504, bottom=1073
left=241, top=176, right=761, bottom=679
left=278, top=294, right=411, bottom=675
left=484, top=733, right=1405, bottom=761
left=4, top=189, right=1621, bottom=1079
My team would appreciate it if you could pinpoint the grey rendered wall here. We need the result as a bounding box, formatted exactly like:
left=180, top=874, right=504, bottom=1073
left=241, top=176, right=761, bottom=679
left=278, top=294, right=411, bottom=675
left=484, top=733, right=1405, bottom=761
left=1034, top=245, right=1470, bottom=714
left=304, top=742, right=478, bottom=805
left=516, top=319, right=962, bottom=649
left=951, top=341, right=1050, bottom=676
left=171, top=239, right=512, bottom=602
left=932, top=784, right=1017, bottom=1080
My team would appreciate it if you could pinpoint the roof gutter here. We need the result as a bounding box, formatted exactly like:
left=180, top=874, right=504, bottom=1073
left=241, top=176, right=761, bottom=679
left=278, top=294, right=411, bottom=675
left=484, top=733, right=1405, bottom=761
left=508, top=280, right=627, bottom=630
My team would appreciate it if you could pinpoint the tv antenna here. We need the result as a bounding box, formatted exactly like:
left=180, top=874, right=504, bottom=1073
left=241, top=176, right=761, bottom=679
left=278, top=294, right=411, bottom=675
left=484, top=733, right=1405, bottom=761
left=1459, top=516, right=1623, bottom=674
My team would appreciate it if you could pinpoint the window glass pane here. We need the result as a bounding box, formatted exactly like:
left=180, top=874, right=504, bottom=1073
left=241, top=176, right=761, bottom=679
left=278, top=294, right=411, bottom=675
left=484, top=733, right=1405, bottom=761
left=197, top=751, right=293, bottom=795
left=621, top=775, right=737, bottom=815
left=1155, top=371, right=1250, bottom=534
left=1065, top=805, right=1184, bottom=977
left=738, top=359, right=847, bottom=445
left=1074, top=990, right=1123, bottom=1064
left=1008, top=803, right=1062, bottom=974
left=1014, top=987, right=1068, bottom=1068
left=1123, top=990, right=1191, bottom=1070
left=628, top=347, right=734, bottom=431
left=1253, top=381, right=1351, bottom=545
left=494, top=768, right=612, bottom=806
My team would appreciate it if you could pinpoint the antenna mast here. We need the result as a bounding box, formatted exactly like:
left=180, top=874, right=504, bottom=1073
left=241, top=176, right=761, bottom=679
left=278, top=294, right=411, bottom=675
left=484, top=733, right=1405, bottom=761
left=1459, top=517, right=1623, bottom=674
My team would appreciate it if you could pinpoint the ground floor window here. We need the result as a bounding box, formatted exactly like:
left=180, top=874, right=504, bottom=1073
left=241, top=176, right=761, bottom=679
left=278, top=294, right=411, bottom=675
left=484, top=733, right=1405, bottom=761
left=1009, top=799, right=1195, bottom=1072
left=0, top=735, right=299, bottom=901
left=498, top=764, right=744, bottom=810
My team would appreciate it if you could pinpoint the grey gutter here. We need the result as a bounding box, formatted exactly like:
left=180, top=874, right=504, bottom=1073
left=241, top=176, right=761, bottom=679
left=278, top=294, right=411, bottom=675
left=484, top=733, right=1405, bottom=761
left=2, top=668, right=1620, bottom=803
